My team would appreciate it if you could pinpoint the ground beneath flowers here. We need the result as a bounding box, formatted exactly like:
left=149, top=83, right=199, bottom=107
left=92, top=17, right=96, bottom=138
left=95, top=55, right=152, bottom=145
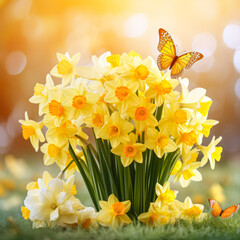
left=0, top=161, right=240, bottom=240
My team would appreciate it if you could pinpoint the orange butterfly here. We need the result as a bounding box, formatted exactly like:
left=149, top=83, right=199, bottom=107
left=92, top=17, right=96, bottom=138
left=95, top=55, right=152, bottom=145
left=157, top=28, right=203, bottom=78
left=209, top=199, right=240, bottom=219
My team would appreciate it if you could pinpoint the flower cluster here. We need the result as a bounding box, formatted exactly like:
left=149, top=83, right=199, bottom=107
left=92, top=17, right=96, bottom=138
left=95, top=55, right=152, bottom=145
left=138, top=181, right=205, bottom=226
left=20, top=50, right=222, bottom=228
left=21, top=171, right=98, bottom=229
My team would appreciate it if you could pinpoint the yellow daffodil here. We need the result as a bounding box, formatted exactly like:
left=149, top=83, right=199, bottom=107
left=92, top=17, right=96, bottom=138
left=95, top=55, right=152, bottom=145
left=63, top=79, right=99, bottom=119
left=128, top=96, right=157, bottom=134
left=121, top=56, right=153, bottom=92
left=51, top=52, right=80, bottom=86
left=138, top=202, right=177, bottom=226
left=45, top=118, right=78, bottom=145
left=209, top=183, right=226, bottom=204
left=138, top=203, right=161, bottom=226
left=19, top=112, right=45, bottom=151
left=41, top=141, right=68, bottom=169
left=155, top=182, right=178, bottom=206
left=104, top=78, right=139, bottom=114
left=173, top=148, right=202, bottom=188
left=29, top=74, right=57, bottom=116
left=145, top=71, right=179, bottom=106
left=111, top=133, right=146, bottom=167
left=180, top=197, right=204, bottom=220
left=145, top=128, right=177, bottom=158
left=84, top=103, right=110, bottom=138
left=78, top=207, right=98, bottom=229
left=97, top=194, right=132, bottom=228
left=98, top=112, right=134, bottom=148
left=158, top=102, right=190, bottom=138
left=198, top=136, right=222, bottom=169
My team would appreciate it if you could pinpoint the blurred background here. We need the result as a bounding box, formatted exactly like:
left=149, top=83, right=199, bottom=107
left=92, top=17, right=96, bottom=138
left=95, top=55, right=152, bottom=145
left=0, top=0, right=240, bottom=227
left=1, top=0, right=240, bottom=159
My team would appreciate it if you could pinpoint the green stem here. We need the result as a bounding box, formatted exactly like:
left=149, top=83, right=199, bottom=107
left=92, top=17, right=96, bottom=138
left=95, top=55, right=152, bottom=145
left=62, top=159, right=74, bottom=174
left=68, top=143, right=99, bottom=210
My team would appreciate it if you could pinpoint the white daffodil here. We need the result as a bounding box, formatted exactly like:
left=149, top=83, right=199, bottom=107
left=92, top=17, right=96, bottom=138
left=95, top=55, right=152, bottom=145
left=24, top=174, right=84, bottom=228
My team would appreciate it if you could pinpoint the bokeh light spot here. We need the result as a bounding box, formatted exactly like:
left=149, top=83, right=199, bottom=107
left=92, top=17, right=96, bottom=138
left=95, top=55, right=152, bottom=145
left=5, top=51, right=27, bottom=75
left=233, top=48, right=240, bottom=73
left=191, top=56, right=214, bottom=73
left=223, top=24, right=240, bottom=49
left=234, top=78, right=240, bottom=99
left=192, top=33, right=217, bottom=58
left=124, top=13, right=148, bottom=38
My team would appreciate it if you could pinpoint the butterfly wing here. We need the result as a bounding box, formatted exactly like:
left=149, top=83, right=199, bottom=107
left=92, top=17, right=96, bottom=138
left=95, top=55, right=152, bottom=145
left=209, top=199, right=222, bottom=218
left=157, top=28, right=176, bottom=71
left=170, top=52, right=203, bottom=78
left=221, top=204, right=240, bottom=219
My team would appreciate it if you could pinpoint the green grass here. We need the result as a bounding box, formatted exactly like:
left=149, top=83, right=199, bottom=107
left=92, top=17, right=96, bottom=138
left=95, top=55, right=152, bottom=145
left=1, top=208, right=240, bottom=240
left=0, top=161, right=240, bottom=239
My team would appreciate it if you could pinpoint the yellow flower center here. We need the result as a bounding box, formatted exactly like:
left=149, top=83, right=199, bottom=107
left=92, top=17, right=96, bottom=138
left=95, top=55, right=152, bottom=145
left=70, top=185, right=77, bottom=195
left=159, top=217, right=168, bottom=224
left=156, top=80, right=172, bottom=95
left=198, top=101, right=212, bottom=116
left=34, top=83, right=45, bottom=96
left=135, top=107, right=148, bottom=121
left=98, top=93, right=107, bottom=104
left=109, top=125, right=120, bottom=137
left=49, top=100, right=64, bottom=116
left=115, top=86, right=130, bottom=101
left=21, top=206, right=30, bottom=220
left=184, top=205, right=202, bottom=217
left=92, top=113, right=104, bottom=127
left=201, top=123, right=213, bottom=137
left=173, top=109, right=188, bottom=124
left=112, top=202, right=126, bottom=216
left=171, top=160, right=182, bottom=175
left=182, top=169, right=195, bottom=180
left=72, top=95, right=87, bottom=109
left=135, top=64, right=149, bottom=80
left=47, top=144, right=60, bottom=158
left=187, top=152, right=199, bottom=165
left=149, top=213, right=159, bottom=225
left=82, top=218, right=91, bottom=229
left=156, top=135, right=169, bottom=148
left=56, top=120, right=77, bottom=136
left=51, top=203, right=57, bottom=210
left=124, top=145, right=137, bottom=158
left=34, top=182, right=39, bottom=189
left=107, top=54, right=120, bottom=68
left=21, top=125, right=35, bottom=140
left=160, top=189, right=175, bottom=203
left=57, top=60, right=73, bottom=75
left=181, top=131, right=197, bottom=146
left=211, top=147, right=222, bottom=162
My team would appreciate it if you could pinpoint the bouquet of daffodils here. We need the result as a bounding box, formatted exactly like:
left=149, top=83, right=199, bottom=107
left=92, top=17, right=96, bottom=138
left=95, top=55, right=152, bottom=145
left=20, top=50, right=222, bottom=229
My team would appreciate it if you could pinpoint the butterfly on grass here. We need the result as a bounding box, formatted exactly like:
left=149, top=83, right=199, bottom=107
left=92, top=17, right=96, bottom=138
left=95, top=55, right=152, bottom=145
left=209, top=199, right=240, bottom=218
left=157, top=28, right=203, bottom=78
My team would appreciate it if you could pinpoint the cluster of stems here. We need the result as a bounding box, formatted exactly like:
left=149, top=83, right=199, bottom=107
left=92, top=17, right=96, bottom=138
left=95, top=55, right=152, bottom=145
left=67, top=105, right=180, bottom=219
